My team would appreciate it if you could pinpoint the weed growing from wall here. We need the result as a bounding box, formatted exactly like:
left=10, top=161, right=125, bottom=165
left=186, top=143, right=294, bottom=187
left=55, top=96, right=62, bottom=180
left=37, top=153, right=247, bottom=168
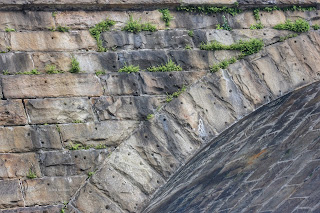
left=166, top=85, right=186, bottom=102
left=69, top=56, right=81, bottom=73
left=188, top=30, right=194, bottom=37
left=89, top=19, right=116, bottom=52
left=274, top=18, right=310, bottom=32
left=17, top=69, right=40, bottom=75
left=122, top=15, right=157, bottom=33
left=279, top=33, right=298, bottom=42
left=46, top=64, right=63, bottom=74
left=118, top=64, right=140, bottom=73
left=312, top=24, right=320, bottom=30
left=147, top=59, right=182, bottom=72
left=210, top=57, right=237, bottom=72
left=27, top=168, right=37, bottom=179
left=176, top=5, right=242, bottom=16
left=159, top=9, right=173, bottom=27
left=5, top=27, right=15, bottom=32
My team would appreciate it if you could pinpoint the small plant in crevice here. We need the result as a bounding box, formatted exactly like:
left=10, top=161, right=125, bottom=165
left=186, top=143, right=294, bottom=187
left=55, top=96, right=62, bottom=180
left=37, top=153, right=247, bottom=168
left=95, top=70, right=106, bottom=76
left=200, top=38, right=264, bottom=56
left=166, top=85, right=186, bottom=102
left=118, top=64, right=140, bottom=73
left=216, top=24, right=223, bottom=30
left=253, top=9, right=261, bottom=21
left=27, top=168, right=37, bottom=179
left=72, top=120, right=82, bottom=123
left=176, top=5, right=242, bottom=16
left=312, top=24, right=320, bottom=30
left=88, top=171, right=95, bottom=178
left=69, top=56, right=80, bottom=73
left=221, top=15, right=232, bottom=31
left=185, top=44, right=192, bottom=50
left=89, top=19, right=116, bottom=52
left=274, top=18, right=310, bottom=32
left=17, top=69, right=40, bottom=75
left=147, top=59, right=182, bottom=72
left=250, top=22, right=264, bottom=30
left=67, top=142, right=83, bottom=150
left=95, top=144, right=107, bottom=149
left=146, top=114, right=154, bottom=120
left=279, top=33, right=298, bottom=42
left=60, top=202, right=68, bottom=213
left=46, top=64, right=63, bottom=74
left=159, top=9, right=173, bottom=27
left=56, top=25, right=70, bottom=32
left=210, top=57, right=237, bottom=72
left=188, top=30, right=194, bottom=37
left=5, top=27, right=15, bottom=32
left=56, top=124, right=61, bottom=133
left=122, top=15, right=157, bottom=33
left=2, top=70, right=10, bottom=75
left=52, top=11, right=57, bottom=17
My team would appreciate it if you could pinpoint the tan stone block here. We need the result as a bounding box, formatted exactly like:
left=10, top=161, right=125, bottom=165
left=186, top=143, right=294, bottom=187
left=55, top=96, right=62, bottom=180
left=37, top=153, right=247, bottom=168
left=109, top=144, right=165, bottom=195
left=0, top=179, right=24, bottom=209
left=59, top=121, right=139, bottom=147
left=23, top=176, right=86, bottom=206
left=25, top=98, right=95, bottom=124
left=72, top=183, right=125, bottom=213
left=260, top=10, right=286, bottom=27
left=91, top=165, right=147, bottom=212
left=32, top=52, right=71, bottom=72
left=2, top=74, right=103, bottom=98
left=11, top=31, right=96, bottom=51
left=0, top=125, right=62, bottom=153
left=0, top=100, right=27, bottom=126
left=0, top=32, right=9, bottom=52
left=0, top=153, right=41, bottom=179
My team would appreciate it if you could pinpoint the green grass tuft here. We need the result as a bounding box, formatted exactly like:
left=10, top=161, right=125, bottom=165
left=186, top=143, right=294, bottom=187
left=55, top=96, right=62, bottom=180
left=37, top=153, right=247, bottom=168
left=159, top=9, right=173, bottom=27
left=122, top=15, right=157, bottom=33
left=274, top=18, right=310, bottom=32
left=147, top=59, right=182, bottom=72
left=69, top=56, right=80, bottom=73
left=118, top=64, right=140, bottom=73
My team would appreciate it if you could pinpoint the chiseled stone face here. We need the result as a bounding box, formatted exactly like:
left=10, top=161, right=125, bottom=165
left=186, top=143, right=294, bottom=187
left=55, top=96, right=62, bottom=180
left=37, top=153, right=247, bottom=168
left=0, top=180, right=24, bottom=209
left=0, top=100, right=27, bottom=126
left=2, top=74, right=103, bottom=98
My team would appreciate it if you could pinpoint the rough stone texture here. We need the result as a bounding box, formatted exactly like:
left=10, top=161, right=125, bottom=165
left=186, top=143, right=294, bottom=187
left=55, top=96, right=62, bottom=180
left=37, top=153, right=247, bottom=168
left=2, top=74, right=103, bottom=99
left=1, top=205, right=65, bottom=213
left=23, top=176, right=86, bottom=206
left=0, top=153, right=41, bottom=179
left=0, top=125, right=62, bottom=153
left=144, top=81, right=320, bottom=213
left=39, top=149, right=108, bottom=176
left=11, top=31, right=96, bottom=52
left=24, top=98, right=95, bottom=124
left=59, top=121, right=139, bottom=147
left=72, top=183, right=124, bottom=213
left=92, top=96, right=166, bottom=120
left=0, top=100, right=27, bottom=126
left=0, top=180, right=23, bottom=209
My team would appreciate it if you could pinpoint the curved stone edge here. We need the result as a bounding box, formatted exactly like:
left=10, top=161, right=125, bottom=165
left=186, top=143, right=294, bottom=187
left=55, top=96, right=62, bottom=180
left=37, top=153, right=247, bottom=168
left=57, top=30, right=320, bottom=213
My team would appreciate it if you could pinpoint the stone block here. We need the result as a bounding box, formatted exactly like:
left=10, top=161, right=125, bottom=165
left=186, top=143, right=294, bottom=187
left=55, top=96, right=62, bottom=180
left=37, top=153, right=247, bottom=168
left=72, top=183, right=124, bottom=213
left=2, top=74, right=103, bottom=98
left=0, top=125, right=62, bottom=153
left=0, top=32, right=9, bottom=52
left=59, top=121, right=139, bottom=147
left=0, top=53, right=34, bottom=74
left=23, top=176, right=86, bottom=206
left=0, top=153, right=41, bottom=179
left=0, top=11, right=54, bottom=31
left=0, top=100, right=27, bottom=126
left=24, top=97, right=95, bottom=124
left=11, top=31, right=96, bottom=52
left=32, top=52, right=71, bottom=72
left=92, top=96, right=166, bottom=120
left=1, top=205, right=64, bottom=213
left=100, top=73, right=141, bottom=96
left=39, top=150, right=108, bottom=176
left=91, top=165, right=147, bottom=212
left=140, top=71, right=205, bottom=95
left=75, top=52, right=118, bottom=73
left=109, top=143, right=165, bottom=195
left=0, top=179, right=23, bottom=209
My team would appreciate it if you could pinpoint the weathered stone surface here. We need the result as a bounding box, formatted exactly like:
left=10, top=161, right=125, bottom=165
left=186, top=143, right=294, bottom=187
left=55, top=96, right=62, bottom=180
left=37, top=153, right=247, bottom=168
left=0, top=32, right=9, bottom=52
left=0, top=100, right=27, bottom=126
left=72, top=183, right=124, bottom=213
left=100, top=73, right=141, bottom=96
left=39, top=149, right=108, bottom=176
left=24, top=98, right=95, bottom=124
left=1, top=205, right=64, bottom=213
left=59, top=121, right=139, bottom=147
left=0, top=179, right=23, bottom=209
left=23, top=176, right=86, bottom=206
left=109, top=143, right=165, bottom=195
left=2, top=74, right=103, bottom=98
left=0, top=153, right=41, bottom=179
left=0, top=11, right=54, bottom=30
left=75, top=52, right=119, bottom=73
left=11, top=31, right=96, bottom=51
left=92, top=96, right=166, bottom=120
left=0, top=125, right=62, bottom=153
left=0, top=53, right=34, bottom=74
left=32, top=52, right=72, bottom=73
left=140, top=71, right=206, bottom=95
left=91, top=165, right=147, bottom=212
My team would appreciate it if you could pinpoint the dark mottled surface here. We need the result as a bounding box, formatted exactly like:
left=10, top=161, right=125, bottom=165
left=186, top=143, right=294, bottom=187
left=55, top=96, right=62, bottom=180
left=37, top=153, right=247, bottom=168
left=144, top=81, right=320, bottom=213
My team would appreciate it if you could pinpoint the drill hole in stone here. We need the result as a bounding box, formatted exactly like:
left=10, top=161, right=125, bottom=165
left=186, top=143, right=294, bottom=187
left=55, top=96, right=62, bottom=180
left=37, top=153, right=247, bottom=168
left=83, top=156, right=86, bottom=160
